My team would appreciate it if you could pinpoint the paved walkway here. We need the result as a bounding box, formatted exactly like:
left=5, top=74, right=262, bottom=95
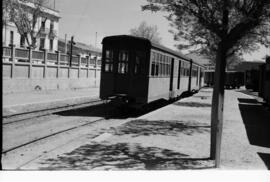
left=2, top=87, right=100, bottom=116
left=16, top=88, right=270, bottom=170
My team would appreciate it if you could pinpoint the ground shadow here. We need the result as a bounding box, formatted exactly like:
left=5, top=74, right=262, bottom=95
left=237, top=89, right=259, bottom=98
left=238, top=98, right=270, bottom=148
left=110, top=119, right=210, bottom=137
left=238, top=98, right=259, bottom=104
left=39, top=143, right=214, bottom=170
left=54, top=99, right=173, bottom=120
left=192, top=95, right=210, bottom=99
left=173, top=102, right=212, bottom=108
left=55, top=92, right=197, bottom=120
left=257, top=153, right=270, bottom=170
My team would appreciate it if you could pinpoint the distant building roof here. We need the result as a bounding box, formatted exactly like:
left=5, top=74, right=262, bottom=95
left=58, top=38, right=101, bottom=55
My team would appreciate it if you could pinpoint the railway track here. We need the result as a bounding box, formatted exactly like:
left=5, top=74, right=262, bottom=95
left=2, top=101, right=118, bottom=152
left=2, top=117, right=106, bottom=154
left=2, top=102, right=128, bottom=169
left=3, top=98, right=105, bottom=124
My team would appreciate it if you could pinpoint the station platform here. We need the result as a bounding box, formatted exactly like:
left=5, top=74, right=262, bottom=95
left=86, top=88, right=270, bottom=169
left=2, top=87, right=100, bottom=117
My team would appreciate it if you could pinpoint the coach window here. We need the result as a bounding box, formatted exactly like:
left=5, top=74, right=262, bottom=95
left=151, top=52, right=156, bottom=76
left=118, top=51, right=129, bottom=74
left=159, top=54, right=163, bottom=76
left=135, top=51, right=144, bottom=75
left=168, top=57, right=171, bottom=75
left=187, top=66, right=190, bottom=76
left=155, top=53, right=158, bottom=76
left=163, top=55, right=167, bottom=76
left=104, top=49, right=113, bottom=72
left=159, top=54, right=162, bottom=76
left=181, top=62, right=184, bottom=76
left=162, top=55, right=165, bottom=76
left=183, top=63, right=186, bottom=76
left=167, top=57, right=170, bottom=76
left=161, top=55, right=165, bottom=76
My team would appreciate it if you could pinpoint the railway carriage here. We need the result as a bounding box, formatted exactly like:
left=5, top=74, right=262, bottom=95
left=100, top=35, right=205, bottom=106
left=259, top=56, right=270, bottom=104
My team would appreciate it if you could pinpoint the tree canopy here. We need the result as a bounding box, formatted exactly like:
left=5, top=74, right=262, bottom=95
left=142, top=0, right=270, bottom=166
left=3, top=0, right=50, bottom=48
left=129, top=21, right=162, bottom=44
left=142, top=0, right=270, bottom=61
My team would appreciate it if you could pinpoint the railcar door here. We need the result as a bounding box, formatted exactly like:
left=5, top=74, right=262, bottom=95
left=169, top=58, right=175, bottom=91
left=113, top=50, right=130, bottom=94
left=199, top=67, right=202, bottom=88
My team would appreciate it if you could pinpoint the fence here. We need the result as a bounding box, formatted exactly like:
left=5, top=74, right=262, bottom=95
left=2, top=45, right=102, bottom=93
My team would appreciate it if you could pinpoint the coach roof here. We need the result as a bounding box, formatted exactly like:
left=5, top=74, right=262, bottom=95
left=102, top=35, right=204, bottom=67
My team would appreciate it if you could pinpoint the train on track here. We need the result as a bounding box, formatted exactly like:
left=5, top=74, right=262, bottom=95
left=204, top=71, right=244, bottom=89
left=258, top=56, right=270, bottom=104
left=99, top=35, right=205, bottom=106
left=234, top=58, right=270, bottom=104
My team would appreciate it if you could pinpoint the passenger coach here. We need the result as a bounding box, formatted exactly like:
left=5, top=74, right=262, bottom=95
left=100, top=35, right=205, bottom=106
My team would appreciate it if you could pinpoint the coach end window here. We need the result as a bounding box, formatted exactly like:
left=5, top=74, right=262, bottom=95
left=104, top=49, right=113, bottom=72
left=135, top=51, right=145, bottom=75
left=118, top=51, right=129, bottom=74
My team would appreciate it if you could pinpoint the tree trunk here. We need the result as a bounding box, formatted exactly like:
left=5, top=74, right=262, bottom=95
left=210, top=42, right=227, bottom=168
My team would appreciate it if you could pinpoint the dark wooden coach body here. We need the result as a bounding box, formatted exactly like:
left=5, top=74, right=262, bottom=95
left=100, top=35, right=205, bottom=105
left=259, top=57, right=270, bottom=104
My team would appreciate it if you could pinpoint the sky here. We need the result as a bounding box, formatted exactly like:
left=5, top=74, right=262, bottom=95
left=53, top=0, right=269, bottom=62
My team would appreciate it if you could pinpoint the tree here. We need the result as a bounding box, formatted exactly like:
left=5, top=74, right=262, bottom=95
left=129, top=21, right=162, bottom=43
left=3, top=0, right=49, bottom=48
left=142, top=0, right=270, bottom=167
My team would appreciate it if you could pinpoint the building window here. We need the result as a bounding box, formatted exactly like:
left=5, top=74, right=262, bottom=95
left=50, top=21, right=54, bottom=31
left=50, top=39, right=53, bottom=51
left=41, top=20, right=46, bottom=29
left=40, top=38, right=45, bottom=50
left=10, top=31, right=14, bottom=45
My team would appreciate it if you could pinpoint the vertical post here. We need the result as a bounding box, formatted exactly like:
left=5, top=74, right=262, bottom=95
left=95, top=55, right=97, bottom=78
left=188, top=60, right=193, bottom=92
left=64, top=34, right=67, bottom=54
left=28, top=47, right=32, bottom=78
left=56, top=51, right=61, bottom=78
left=10, top=44, right=15, bottom=78
left=78, top=54, right=81, bottom=78
left=44, top=49, right=48, bottom=78
left=68, top=54, right=70, bottom=78
left=69, top=36, right=74, bottom=67
left=87, top=54, right=90, bottom=78
left=210, top=44, right=227, bottom=168
left=4, top=23, right=7, bottom=45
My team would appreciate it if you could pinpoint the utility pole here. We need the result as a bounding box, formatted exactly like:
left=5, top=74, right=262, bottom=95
left=69, top=36, right=75, bottom=67
left=64, top=34, right=67, bottom=54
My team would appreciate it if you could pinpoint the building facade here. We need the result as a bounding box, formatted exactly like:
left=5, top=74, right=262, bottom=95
left=2, top=0, right=60, bottom=52
left=58, top=38, right=102, bottom=62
